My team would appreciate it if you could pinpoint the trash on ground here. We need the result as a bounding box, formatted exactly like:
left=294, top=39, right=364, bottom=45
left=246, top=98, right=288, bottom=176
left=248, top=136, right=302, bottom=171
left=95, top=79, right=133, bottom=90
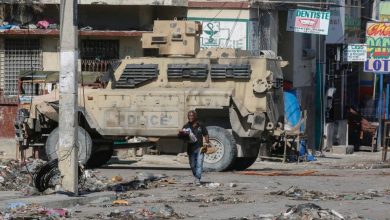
left=42, top=208, right=69, bottom=218
left=0, top=158, right=45, bottom=194
left=203, top=182, right=222, bottom=188
left=161, top=177, right=176, bottom=184
left=229, top=183, right=238, bottom=188
left=112, top=199, right=129, bottom=206
left=240, top=170, right=337, bottom=176
left=101, top=204, right=183, bottom=219
left=111, top=175, right=123, bottom=183
left=270, top=186, right=389, bottom=201
left=276, top=203, right=349, bottom=220
left=0, top=204, right=71, bottom=219
left=6, top=202, right=27, bottom=209
left=34, top=159, right=83, bottom=193
left=178, top=193, right=250, bottom=205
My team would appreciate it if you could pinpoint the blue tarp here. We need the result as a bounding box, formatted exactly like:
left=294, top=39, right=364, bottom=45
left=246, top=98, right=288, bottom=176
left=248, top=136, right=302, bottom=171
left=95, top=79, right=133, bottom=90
left=284, top=91, right=302, bottom=130
left=284, top=91, right=316, bottom=161
left=0, top=25, right=14, bottom=30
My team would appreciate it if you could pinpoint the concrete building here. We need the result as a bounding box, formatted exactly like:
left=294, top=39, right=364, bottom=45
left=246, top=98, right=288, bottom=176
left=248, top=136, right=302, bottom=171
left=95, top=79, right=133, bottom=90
left=0, top=0, right=187, bottom=145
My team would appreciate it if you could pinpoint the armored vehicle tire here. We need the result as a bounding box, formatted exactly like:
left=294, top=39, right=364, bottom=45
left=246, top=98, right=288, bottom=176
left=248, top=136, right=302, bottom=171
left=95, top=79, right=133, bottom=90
left=45, top=127, right=92, bottom=165
left=86, top=146, right=114, bottom=169
left=230, top=157, right=258, bottom=171
left=203, top=126, right=237, bottom=172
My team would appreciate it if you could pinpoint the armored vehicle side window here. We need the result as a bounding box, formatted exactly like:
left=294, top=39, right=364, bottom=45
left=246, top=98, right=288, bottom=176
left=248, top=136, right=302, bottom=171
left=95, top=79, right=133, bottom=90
left=115, top=64, right=159, bottom=88
left=210, top=64, right=251, bottom=79
left=167, top=64, right=208, bottom=79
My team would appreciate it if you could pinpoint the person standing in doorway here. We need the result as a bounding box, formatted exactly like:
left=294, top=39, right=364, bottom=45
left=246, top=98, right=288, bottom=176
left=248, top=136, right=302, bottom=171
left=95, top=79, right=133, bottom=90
left=181, top=110, right=210, bottom=185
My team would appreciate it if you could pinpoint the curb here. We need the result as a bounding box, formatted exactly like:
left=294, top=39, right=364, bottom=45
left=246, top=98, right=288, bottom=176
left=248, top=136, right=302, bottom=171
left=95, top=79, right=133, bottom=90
left=0, top=191, right=116, bottom=210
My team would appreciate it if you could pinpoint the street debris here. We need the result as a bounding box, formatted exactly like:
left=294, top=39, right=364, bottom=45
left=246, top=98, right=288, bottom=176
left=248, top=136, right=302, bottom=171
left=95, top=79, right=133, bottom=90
left=116, top=192, right=151, bottom=200
left=42, top=208, right=69, bottom=218
left=0, top=204, right=71, bottom=219
left=34, top=159, right=83, bottom=193
left=0, top=158, right=45, bottom=194
left=111, top=175, right=123, bottom=183
left=1, top=158, right=175, bottom=195
left=178, top=192, right=250, bottom=205
left=270, top=186, right=389, bottom=201
left=277, top=203, right=346, bottom=219
left=112, top=199, right=129, bottom=206
left=81, top=171, right=171, bottom=193
left=222, top=203, right=364, bottom=220
left=91, top=204, right=184, bottom=219
left=6, top=202, right=27, bottom=209
left=240, top=170, right=337, bottom=176
left=80, top=170, right=109, bottom=192
left=229, top=183, right=238, bottom=188
left=203, top=182, right=222, bottom=188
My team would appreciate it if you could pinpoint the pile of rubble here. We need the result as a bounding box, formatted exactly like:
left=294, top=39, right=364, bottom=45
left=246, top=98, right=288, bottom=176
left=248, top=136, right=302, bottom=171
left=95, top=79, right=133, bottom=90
left=1, top=156, right=173, bottom=193
left=276, top=203, right=363, bottom=220
left=178, top=192, right=249, bottom=205
left=270, top=186, right=389, bottom=201
left=0, top=158, right=45, bottom=195
left=229, top=203, right=364, bottom=220
left=101, top=204, right=184, bottom=219
left=80, top=171, right=172, bottom=193
left=1, top=156, right=177, bottom=195
left=0, top=203, right=70, bottom=219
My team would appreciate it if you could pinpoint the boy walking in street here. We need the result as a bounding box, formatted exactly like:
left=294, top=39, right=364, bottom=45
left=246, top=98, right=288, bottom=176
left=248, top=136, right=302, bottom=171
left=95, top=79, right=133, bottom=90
left=181, top=110, right=210, bottom=185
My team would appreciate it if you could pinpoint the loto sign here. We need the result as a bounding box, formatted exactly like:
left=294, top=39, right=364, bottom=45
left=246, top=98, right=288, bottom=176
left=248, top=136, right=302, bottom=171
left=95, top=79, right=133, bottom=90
left=287, top=9, right=330, bottom=35
left=364, top=22, right=390, bottom=72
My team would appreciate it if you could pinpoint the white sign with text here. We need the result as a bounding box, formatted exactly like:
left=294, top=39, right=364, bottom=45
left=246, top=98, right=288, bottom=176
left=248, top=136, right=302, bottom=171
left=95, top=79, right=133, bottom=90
left=344, top=44, right=367, bottom=62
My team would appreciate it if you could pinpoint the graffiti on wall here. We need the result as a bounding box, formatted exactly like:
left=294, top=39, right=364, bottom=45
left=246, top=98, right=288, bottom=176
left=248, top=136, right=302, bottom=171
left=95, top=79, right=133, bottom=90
left=189, top=19, right=248, bottom=50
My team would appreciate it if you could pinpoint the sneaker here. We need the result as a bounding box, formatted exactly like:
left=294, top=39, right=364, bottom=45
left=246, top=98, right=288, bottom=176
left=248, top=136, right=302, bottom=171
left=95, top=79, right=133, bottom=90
left=194, top=178, right=201, bottom=186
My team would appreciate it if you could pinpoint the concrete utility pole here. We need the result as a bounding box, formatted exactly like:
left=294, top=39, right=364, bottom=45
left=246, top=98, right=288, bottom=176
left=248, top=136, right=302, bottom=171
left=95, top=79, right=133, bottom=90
left=58, top=0, right=79, bottom=195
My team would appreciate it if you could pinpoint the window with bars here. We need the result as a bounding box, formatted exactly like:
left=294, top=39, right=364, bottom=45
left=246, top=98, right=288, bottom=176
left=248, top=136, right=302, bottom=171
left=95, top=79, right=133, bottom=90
left=80, top=40, right=119, bottom=72
left=1, top=39, right=42, bottom=96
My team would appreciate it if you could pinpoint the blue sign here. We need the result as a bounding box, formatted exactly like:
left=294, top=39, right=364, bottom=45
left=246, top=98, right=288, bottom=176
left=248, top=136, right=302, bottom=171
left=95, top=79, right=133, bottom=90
left=364, top=59, right=390, bottom=73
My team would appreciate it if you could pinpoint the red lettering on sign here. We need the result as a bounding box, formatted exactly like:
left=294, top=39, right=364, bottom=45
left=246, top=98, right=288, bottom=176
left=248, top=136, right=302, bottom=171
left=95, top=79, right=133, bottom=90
left=367, top=23, right=390, bottom=37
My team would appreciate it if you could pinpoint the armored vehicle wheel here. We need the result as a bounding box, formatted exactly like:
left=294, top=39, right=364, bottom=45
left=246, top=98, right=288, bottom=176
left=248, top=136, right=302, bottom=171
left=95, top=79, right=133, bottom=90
left=230, top=157, right=257, bottom=171
left=45, top=127, right=92, bottom=165
left=203, top=126, right=237, bottom=172
left=86, top=146, right=113, bottom=169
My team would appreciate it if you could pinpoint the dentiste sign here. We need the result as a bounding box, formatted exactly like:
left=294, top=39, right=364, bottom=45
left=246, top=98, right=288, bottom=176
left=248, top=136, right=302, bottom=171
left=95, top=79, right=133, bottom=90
left=287, top=9, right=331, bottom=35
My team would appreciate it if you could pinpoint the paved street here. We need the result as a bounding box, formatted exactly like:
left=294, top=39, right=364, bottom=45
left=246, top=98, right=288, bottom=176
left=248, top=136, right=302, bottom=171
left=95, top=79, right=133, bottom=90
left=1, top=152, right=390, bottom=219
left=66, top=153, right=390, bottom=219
